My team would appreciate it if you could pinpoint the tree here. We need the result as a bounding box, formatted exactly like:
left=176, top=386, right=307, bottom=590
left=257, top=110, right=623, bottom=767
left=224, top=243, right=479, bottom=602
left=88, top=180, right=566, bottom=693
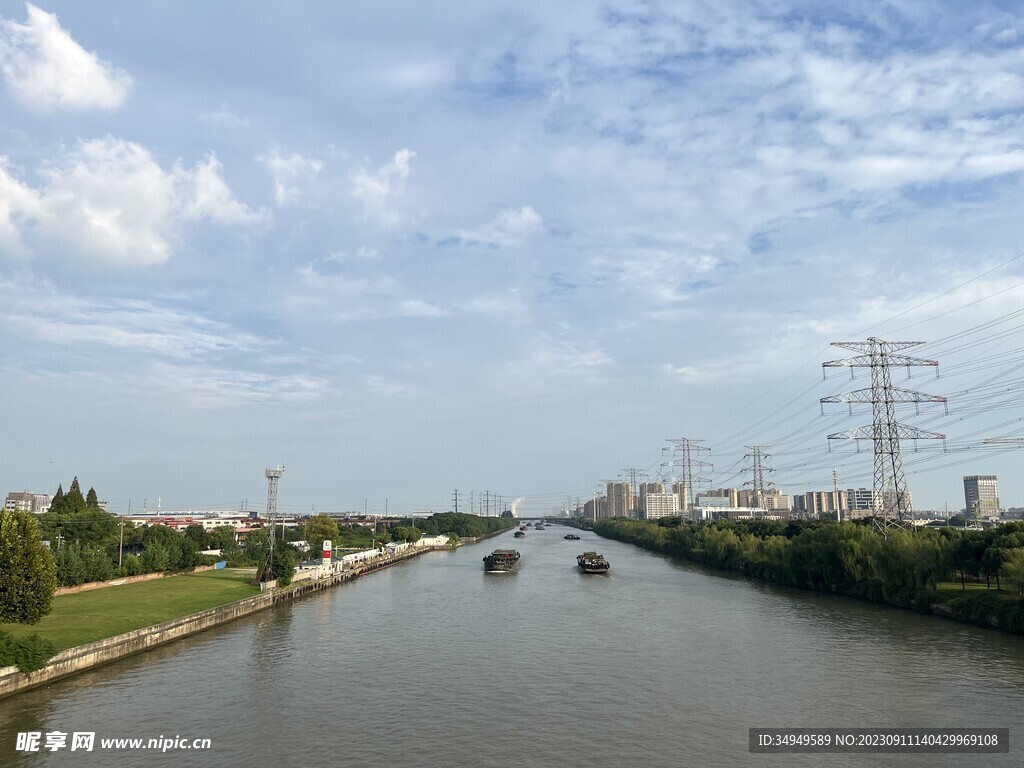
left=141, top=542, right=171, bottom=573
left=184, top=524, right=208, bottom=550
left=82, top=545, right=114, bottom=582
left=1002, top=549, right=1024, bottom=597
left=206, top=526, right=242, bottom=562
left=122, top=553, right=142, bottom=576
left=982, top=547, right=1007, bottom=591
left=66, top=477, right=87, bottom=513
left=304, top=515, right=340, bottom=556
left=49, top=484, right=65, bottom=516
left=54, top=543, right=88, bottom=586
left=389, top=525, right=421, bottom=543
left=141, top=524, right=188, bottom=569
left=271, top=545, right=298, bottom=585
left=39, top=478, right=117, bottom=547
left=244, top=529, right=270, bottom=566
left=0, top=507, right=58, bottom=624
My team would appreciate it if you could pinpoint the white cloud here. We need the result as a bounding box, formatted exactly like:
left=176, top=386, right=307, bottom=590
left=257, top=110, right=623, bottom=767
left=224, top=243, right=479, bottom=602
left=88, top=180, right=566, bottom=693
left=0, top=156, right=39, bottom=253
left=350, top=148, right=414, bottom=226
left=39, top=138, right=180, bottom=266
left=0, top=279, right=327, bottom=409
left=288, top=262, right=447, bottom=322
left=0, top=3, right=132, bottom=112
left=326, top=246, right=379, bottom=263
left=1, top=138, right=263, bottom=267
left=143, top=362, right=325, bottom=408
left=200, top=103, right=250, bottom=132
left=363, top=374, right=413, bottom=398
left=610, top=247, right=721, bottom=306
left=497, top=326, right=612, bottom=402
left=184, top=153, right=268, bottom=227
left=0, top=279, right=264, bottom=359
left=258, top=147, right=323, bottom=206
left=457, top=205, right=542, bottom=247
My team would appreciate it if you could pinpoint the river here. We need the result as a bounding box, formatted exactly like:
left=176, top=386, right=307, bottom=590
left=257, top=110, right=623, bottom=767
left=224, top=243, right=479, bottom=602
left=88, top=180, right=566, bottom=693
left=2, top=526, right=1022, bottom=767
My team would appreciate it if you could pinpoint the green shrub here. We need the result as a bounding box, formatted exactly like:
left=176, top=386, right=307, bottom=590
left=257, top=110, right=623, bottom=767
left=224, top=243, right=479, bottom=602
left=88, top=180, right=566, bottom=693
left=0, top=631, right=57, bottom=673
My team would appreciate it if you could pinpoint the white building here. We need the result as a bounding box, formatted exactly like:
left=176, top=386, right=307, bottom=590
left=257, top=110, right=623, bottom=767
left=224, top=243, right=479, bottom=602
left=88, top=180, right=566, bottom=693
left=4, top=491, right=51, bottom=513
left=641, top=492, right=679, bottom=520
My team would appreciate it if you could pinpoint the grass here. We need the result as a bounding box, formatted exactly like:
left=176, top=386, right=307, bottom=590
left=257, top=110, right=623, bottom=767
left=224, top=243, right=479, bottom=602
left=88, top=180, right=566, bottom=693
left=0, top=569, right=261, bottom=652
left=933, top=580, right=1019, bottom=604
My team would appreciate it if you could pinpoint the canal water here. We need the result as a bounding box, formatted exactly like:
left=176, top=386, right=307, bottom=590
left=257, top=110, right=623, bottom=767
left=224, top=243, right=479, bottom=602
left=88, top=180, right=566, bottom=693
left=2, top=526, right=1022, bottom=767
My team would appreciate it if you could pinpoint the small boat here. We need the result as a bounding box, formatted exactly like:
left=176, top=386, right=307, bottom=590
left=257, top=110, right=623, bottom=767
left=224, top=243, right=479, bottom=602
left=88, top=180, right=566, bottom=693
left=535, top=524, right=546, bottom=530
left=577, top=551, right=610, bottom=574
left=514, top=530, right=525, bottom=538
left=483, top=549, right=521, bottom=572
left=564, top=533, right=580, bottom=540
left=519, top=525, right=528, bottom=531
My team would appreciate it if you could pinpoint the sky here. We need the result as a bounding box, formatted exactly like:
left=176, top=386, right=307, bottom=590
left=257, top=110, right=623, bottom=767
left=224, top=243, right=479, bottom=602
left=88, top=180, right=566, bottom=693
left=2, top=1, right=1024, bottom=516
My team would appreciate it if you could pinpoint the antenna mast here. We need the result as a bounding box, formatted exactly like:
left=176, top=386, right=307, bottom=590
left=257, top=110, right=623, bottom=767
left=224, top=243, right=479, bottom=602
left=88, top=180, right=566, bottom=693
left=264, top=465, right=284, bottom=581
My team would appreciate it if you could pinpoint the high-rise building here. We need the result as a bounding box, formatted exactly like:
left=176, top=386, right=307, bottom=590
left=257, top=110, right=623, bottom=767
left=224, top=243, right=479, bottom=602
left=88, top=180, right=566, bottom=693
left=847, top=488, right=874, bottom=510
left=582, top=497, right=607, bottom=520
left=606, top=482, right=635, bottom=517
left=792, top=490, right=847, bottom=519
left=735, top=487, right=790, bottom=510
left=638, top=482, right=667, bottom=498
left=641, top=492, right=678, bottom=520
left=963, top=475, right=999, bottom=519
left=703, top=488, right=739, bottom=506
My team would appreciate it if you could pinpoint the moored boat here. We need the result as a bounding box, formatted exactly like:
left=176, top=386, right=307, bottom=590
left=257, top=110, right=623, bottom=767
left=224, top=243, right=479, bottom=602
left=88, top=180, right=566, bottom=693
left=577, top=551, right=610, bottom=573
left=483, top=549, right=521, bottom=572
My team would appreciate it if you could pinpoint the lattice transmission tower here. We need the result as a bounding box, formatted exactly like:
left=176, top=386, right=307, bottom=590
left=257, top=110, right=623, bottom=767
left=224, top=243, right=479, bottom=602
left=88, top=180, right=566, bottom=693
left=820, top=338, right=946, bottom=534
left=663, top=438, right=712, bottom=520
left=264, top=465, right=284, bottom=581
left=743, top=446, right=774, bottom=513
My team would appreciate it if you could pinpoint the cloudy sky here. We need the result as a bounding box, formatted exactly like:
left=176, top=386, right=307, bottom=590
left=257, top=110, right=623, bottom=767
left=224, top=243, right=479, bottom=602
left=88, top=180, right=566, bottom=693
left=2, top=1, right=1024, bottom=515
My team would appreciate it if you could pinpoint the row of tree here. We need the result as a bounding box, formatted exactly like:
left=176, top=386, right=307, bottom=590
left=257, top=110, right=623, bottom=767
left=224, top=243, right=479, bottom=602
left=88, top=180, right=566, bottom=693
left=415, top=512, right=516, bottom=538
left=593, top=517, right=1024, bottom=630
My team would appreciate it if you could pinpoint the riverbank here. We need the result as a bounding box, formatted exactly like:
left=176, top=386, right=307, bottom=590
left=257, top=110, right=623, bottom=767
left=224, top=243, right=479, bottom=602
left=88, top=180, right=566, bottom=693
left=591, top=517, right=1024, bottom=638
left=1, top=569, right=260, bottom=652
left=0, top=545, right=441, bottom=700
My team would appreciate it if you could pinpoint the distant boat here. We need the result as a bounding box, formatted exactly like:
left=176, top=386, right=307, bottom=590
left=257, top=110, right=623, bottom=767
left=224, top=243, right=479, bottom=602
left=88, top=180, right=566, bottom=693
left=514, top=530, right=525, bottom=538
left=483, top=549, right=521, bottom=572
left=563, top=533, right=580, bottom=540
left=577, top=551, right=610, bottom=574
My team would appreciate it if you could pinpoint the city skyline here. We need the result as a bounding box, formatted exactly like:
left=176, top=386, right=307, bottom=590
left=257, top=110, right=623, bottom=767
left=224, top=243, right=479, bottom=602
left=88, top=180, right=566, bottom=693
left=3, top=2, right=1024, bottom=514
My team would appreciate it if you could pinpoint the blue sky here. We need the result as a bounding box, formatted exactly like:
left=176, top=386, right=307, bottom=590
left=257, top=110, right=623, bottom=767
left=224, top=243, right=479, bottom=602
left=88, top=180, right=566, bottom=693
left=2, top=1, right=1024, bottom=515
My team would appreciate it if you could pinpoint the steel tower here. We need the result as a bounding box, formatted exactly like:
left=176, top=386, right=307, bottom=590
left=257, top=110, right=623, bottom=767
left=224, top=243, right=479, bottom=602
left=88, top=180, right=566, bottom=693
left=821, top=338, right=945, bottom=534
left=264, top=465, right=284, bottom=581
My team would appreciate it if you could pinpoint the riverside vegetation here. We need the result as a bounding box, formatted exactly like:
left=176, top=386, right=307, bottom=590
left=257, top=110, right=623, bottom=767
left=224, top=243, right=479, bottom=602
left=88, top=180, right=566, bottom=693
left=592, top=517, right=1024, bottom=633
left=1, top=500, right=516, bottom=673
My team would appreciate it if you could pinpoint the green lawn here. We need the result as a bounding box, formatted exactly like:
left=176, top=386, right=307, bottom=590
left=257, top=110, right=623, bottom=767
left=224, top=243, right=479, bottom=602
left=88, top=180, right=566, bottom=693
left=0, top=569, right=261, bottom=652
left=934, top=580, right=1017, bottom=603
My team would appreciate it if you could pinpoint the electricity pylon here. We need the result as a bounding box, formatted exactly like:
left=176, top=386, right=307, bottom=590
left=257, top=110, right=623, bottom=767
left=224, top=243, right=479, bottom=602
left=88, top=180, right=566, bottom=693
left=743, top=446, right=774, bottom=513
left=821, top=338, right=946, bottom=534
left=663, top=438, right=712, bottom=520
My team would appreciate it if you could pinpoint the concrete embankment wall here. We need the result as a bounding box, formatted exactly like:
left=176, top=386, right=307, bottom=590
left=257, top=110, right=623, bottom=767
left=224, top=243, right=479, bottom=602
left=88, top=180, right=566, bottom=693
left=0, top=549, right=431, bottom=700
